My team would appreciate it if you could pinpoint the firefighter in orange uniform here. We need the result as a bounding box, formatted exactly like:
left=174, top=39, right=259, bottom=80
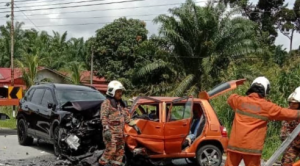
left=99, top=80, right=141, bottom=166
left=281, top=87, right=300, bottom=166
left=225, top=76, right=300, bottom=166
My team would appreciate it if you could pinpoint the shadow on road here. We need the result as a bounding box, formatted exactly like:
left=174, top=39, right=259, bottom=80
left=0, top=128, right=17, bottom=136
left=31, top=141, right=55, bottom=155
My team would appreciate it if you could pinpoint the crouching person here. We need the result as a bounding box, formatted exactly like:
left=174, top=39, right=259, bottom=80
left=281, top=87, right=300, bottom=166
left=99, top=80, right=141, bottom=166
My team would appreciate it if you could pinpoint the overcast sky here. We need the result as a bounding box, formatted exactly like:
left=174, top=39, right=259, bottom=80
left=0, top=0, right=299, bottom=51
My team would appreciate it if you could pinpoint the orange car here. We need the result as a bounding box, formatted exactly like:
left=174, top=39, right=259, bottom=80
left=123, top=79, right=246, bottom=166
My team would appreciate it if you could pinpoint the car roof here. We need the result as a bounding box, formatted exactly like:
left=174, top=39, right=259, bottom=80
left=31, top=83, right=97, bottom=91
left=133, top=96, right=203, bottom=104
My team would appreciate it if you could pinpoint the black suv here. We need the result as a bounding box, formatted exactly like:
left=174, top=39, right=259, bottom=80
left=17, top=83, right=106, bottom=158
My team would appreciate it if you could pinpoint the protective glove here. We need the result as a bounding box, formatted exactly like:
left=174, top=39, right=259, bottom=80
left=103, top=129, right=112, bottom=141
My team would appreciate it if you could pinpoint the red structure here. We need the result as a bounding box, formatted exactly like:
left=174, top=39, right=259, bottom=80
left=0, top=68, right=108, bottom=94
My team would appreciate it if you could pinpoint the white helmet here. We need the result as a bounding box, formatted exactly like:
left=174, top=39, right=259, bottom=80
left=288, top=87, right=300, bottom=103
left=251, top=76, right=270, bottom=96
left=106, top=80, right=125, bottom=97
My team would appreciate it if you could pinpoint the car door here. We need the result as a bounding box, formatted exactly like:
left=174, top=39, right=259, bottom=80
left=126, top=97, right=165, bottom=154
left=164, top=96, right=194, bottom=154
left=19, top=88, right=36, bottom=133
left=39, top=88, right=55, bottom=139
left=29, top=88, right=46, bottom=138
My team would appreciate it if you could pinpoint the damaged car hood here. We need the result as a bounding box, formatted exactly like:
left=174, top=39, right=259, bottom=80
left=62, top=100, right=103, bottom=111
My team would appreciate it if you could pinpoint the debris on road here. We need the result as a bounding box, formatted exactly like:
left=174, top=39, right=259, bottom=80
left=54, top=150, right=103, bottom=166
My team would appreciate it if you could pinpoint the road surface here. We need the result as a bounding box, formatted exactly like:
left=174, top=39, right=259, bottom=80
left=0, top=128, right=253, bottom=166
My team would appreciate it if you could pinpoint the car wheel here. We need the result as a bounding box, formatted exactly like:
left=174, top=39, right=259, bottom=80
left=196, top=145, right=222, bottom=166
left=53, top=126, right=61, bottom=157
left=17, top=119, right=33, bottom=146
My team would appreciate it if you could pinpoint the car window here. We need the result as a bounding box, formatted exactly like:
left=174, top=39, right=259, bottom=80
left=41, top=89, right=54, bottom=107
left=25, top=88, right=35, bottom=101
left=134, top=104, right=159, bottom=121
left=31, top=88, right=45, bottom=104
left=55, top=89, right=105, bottom=105
left=167, top=103, right=191, bottom=121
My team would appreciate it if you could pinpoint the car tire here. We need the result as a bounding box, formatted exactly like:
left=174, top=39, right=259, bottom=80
left=53, top=126, right=61, bottom=157
left=196, top=145, right=222, bottom=166
left=17, top=118, right=33, bottom=146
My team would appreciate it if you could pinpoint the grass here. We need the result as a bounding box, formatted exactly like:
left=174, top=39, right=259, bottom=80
left=0, top=106, right=17, bottom=129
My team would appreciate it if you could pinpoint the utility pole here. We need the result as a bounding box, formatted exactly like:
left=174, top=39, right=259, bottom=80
left=90, top=46, right=94, bottom=85
left=10, top=0, right=14, bottom=86
left=10, top=0, right=16, bottom=118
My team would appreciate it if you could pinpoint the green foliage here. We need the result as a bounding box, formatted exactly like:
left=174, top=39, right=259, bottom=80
left=64, top=62, right=84, bottom=85
left=135, top=0, right=262, bottom=96
left=16, top=54, right=44, bottom=88
left=0, top=107, right=17, bottom=129
left=93, top=17, right=148, bottom=90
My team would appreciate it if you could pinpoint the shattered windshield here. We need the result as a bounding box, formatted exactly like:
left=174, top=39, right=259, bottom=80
left=55, top=89, right=106, bottom=105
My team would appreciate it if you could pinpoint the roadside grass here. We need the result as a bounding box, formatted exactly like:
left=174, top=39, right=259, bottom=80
left=0, top=106, right=17, bottom=129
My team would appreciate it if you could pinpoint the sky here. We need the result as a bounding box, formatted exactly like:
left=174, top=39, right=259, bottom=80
left=0, top=0, right=299, bottom=51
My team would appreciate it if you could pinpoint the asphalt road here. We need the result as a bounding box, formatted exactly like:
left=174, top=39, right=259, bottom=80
left=0, top=128, right=230, bottom=166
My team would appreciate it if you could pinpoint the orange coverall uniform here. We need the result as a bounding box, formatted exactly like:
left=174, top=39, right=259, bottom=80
left=225, top=93, right=300, bottom=166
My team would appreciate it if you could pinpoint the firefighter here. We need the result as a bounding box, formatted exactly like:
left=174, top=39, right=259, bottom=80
left=99, top=80, right=141, bottom=166
left=281, top=87, right=300, bottom=166
left=225, top=76, right=300, bottom=166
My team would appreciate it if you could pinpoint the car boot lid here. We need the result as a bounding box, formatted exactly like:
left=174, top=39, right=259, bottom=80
left=199, top=78, right=246, bottom=100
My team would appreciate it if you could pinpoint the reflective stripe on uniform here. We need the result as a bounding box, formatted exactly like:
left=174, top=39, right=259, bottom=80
left=111, top=160, right=124, bottom=165
left=228, top=145, right=262, bottom=154
left=235, top=109, right=269, bottom=121
left=99, top=157, right=109, bottom=164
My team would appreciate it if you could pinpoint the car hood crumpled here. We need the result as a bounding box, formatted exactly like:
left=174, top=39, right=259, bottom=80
left=62, top=100, right=103, bottom=112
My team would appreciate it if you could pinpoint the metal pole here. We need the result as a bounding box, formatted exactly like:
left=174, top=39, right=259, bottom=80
left=90, top=46, right=94, bottom=85
left=10, top=0, right=14, bottom=86
left=10, top=0, right=16, bottom=118
left=264, top=124, right=300, bottom=166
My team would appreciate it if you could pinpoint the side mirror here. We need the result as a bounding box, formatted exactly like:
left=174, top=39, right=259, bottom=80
left=48, top=103, right=55, bottom=109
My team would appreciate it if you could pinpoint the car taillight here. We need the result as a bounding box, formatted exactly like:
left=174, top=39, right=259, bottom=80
left=220, top=126, right=227, bottom=137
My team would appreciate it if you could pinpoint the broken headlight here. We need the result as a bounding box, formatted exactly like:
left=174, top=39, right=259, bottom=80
left=66, top=134, right=80, bottom=150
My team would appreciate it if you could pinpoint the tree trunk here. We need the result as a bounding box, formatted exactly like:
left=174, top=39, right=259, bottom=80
left=290, top=29, right=295, bottom=52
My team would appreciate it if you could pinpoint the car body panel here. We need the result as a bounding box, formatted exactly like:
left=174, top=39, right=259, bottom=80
left=17, top=83, right=105, bottom=144
left=125, top=79, right=245, bottom=159
left=164, top=97, right=193, bottom=154
left=199, top=79, right=246, bottom=100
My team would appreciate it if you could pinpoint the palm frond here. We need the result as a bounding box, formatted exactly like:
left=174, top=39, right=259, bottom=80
left=168, top=74, right=195, bottom=97
left=135, top=60, right=170, bottom=78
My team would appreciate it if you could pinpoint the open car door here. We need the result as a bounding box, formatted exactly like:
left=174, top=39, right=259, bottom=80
left=199, top=79, right=246, bottom=100
left=126, top=96, right=165, bottom=154
left=164, top=96, right=194, bottom=154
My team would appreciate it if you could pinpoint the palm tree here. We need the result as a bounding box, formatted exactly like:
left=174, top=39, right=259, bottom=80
left=136, top=0, right=262, bottom=97
left=0, top=21, right=26, bottom=67
left=60, top=62, right=84, bottom=85
left=16, top=54, right=44, bottom=88
left=46, top=31, right=69, bottom=70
